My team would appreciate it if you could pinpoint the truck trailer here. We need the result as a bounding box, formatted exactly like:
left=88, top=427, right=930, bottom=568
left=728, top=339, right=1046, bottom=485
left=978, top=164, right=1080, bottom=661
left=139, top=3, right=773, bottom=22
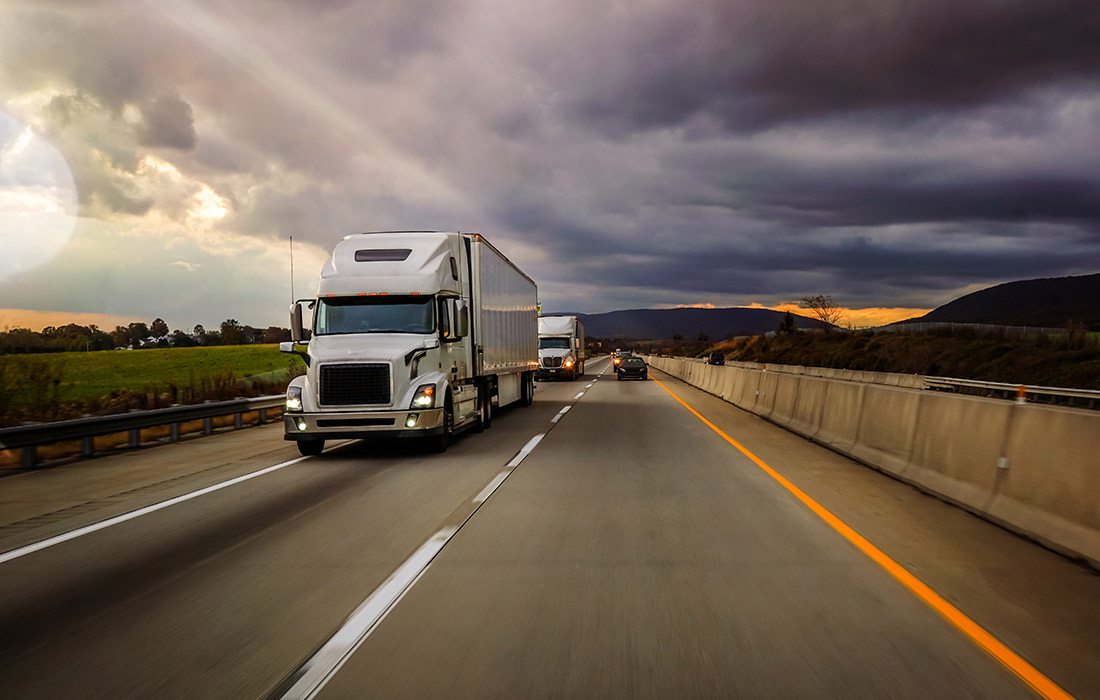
left=281, top=231, right=538, bottom=455
left=537, top=315, right=585, bottom=381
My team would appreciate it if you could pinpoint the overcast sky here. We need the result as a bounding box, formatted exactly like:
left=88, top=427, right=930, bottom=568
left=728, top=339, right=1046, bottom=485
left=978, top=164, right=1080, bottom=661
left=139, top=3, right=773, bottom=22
left=2, top=0, right=1099, bottom=331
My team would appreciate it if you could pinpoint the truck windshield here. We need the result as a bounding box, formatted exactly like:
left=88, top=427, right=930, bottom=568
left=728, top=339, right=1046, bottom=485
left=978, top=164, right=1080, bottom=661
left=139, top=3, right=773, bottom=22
left=539, top=337, right=571, bottom=349
left=315, top=295, right=435, bottom=335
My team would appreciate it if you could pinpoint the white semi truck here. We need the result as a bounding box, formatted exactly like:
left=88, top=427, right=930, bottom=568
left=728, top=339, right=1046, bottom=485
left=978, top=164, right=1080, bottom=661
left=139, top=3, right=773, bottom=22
left=536, top=315, right=585, bottom=381
left=281, top=231, right=538, bottom=455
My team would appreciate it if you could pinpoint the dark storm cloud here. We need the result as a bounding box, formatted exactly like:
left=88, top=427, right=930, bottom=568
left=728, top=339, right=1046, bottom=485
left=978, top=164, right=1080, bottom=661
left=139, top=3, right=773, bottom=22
left=138, top=94, right=196, bottom=150
left=2, top=0, right=1099, bottom=324
left=548, top=0, right=1100, bottom=132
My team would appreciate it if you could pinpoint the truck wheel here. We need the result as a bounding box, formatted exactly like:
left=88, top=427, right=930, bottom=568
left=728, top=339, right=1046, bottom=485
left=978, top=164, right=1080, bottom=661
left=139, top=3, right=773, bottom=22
left=473, top=391, right=492, bottom=432
left=519, top=372, right=534, bottom=406
left=428, top=399, right=454, bottom=453
left=297, top=439, right=325, bottom=456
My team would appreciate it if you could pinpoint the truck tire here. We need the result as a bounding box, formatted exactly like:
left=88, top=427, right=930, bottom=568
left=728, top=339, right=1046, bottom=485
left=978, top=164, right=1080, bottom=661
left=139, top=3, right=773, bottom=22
left=428, top=398, right=454, bottom=453
left=519, top=372, right=535, bottom=406
left=297, top=439, right=325, bottom=456
left=472, top=390, right=492, bottom=432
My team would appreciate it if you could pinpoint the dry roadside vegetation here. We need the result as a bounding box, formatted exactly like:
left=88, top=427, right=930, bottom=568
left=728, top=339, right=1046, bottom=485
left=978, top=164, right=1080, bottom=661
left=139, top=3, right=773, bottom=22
left=708, top=329, right=1100, bottom=390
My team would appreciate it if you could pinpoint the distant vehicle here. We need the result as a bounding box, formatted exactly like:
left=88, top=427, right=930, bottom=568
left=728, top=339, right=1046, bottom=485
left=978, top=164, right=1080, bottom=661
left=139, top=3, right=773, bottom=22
left=281, top=231, right=538, bottom=455
left=706, top=351, right=725, bottom=366
left=617, top=355, right=648, bottom=380
left=537, top=315, right=585, bottom=381
left=612, top=349, right=625, bottom=369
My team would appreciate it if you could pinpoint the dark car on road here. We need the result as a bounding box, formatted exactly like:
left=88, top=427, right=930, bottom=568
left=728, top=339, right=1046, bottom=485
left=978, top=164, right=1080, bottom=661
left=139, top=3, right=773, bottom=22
left=706, top=351, right=725, bottom=366
left=617, top=355, right=648, bottom=380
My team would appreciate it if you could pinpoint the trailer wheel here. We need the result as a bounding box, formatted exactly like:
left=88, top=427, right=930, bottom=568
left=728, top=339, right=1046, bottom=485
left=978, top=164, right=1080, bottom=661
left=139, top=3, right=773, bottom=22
left=297, top=439, right=325, bottom=456
left=519, top=372, right=535, bottom=406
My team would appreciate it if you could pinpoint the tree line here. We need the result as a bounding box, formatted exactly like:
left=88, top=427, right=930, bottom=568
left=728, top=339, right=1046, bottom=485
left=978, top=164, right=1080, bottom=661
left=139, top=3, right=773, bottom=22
left=0, top=318, right=292, bottom=354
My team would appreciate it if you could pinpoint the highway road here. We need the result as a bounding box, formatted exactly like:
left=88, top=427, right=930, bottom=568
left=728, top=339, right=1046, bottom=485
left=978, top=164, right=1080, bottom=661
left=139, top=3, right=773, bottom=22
left=0, top=356, right=1097, bottom=698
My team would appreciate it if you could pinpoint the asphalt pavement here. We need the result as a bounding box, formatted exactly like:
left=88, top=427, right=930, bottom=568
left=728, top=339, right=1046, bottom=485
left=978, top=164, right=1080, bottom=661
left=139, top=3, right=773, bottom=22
left=0, top=356, right=1095, bottom=699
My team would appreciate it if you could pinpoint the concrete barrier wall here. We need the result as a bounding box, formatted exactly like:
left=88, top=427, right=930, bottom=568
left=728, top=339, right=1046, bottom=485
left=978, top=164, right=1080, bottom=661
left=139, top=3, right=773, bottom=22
left=770, top=374, right=802, bottom=427
left=849, top=385, right=922, bottom=476
left=644, top=355, right=1100, bottom=568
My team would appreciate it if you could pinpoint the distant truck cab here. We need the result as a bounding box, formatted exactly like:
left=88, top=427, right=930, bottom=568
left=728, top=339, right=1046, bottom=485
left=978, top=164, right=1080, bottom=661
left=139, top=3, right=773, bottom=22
left=281, top=231, right=538, bottom=455
left=537, top=315, right=585, bottom=381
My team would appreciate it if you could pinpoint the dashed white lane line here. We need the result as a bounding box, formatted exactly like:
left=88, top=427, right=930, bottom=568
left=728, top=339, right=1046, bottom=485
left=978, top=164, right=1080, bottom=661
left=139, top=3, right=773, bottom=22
left=278, top=526, right=458, bottom=699
left=472, top=471, right=511, bottom=504
left=505, top=433, right=546, bottom=468
left=550, top=405, right=572, bottom=424
left=574, top=392, right=585, bottom=399
left=586, top=383, right=594, bottom=388
left=279, top=373, right=611, bottom=696
left=281, top=430, right=552, bottom=698
left=0, top=444, right=349, bottom=566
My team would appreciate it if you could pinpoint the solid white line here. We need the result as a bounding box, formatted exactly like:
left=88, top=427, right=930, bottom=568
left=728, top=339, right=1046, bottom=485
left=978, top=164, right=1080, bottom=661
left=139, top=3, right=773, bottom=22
left=280, top=527, right=458, bottom=699
left=472, top=470, right=511, bottom=504
left=0, top=447, right=337, bottom=565
left=574, top=392, right=585, bottom=399
left=506, top=433, right=545, bottom=468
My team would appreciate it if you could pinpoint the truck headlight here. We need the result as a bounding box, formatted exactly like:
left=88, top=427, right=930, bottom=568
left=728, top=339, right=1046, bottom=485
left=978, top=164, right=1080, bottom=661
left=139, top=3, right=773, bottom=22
left=411, top=384, right=436, bottom=409
left=564, top=358, right=574, bottom=368
left=286, top=385, right=303, bottom=412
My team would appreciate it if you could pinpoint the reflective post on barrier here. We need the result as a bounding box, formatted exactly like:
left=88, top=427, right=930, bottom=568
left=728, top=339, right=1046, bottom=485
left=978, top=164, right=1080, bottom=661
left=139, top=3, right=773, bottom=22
left=22, top=446, right=36, bottom=469
left=1016, top=385, right=1027, bottom=405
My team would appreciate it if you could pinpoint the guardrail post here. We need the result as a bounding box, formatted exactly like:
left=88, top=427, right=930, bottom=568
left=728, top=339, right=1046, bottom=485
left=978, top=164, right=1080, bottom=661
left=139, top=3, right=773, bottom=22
left=81, top=437, right=94, bottom=457
left=203, top=417, right=213, bottom=435
left=128, top=428, right=140, bottom=448
left=234, top=412, right=243, bottom=430
left=258, top=408, right=268, bottom=425
left=170, top=423, right=180, bottom=441
left=22, top=446, right=37, bottom=469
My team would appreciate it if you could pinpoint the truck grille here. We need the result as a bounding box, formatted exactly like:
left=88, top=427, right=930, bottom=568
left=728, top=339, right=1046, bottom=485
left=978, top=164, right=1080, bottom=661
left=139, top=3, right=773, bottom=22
left=543, top=356, right=563, bottom=368
left=319, top=363, right=390, bottom=406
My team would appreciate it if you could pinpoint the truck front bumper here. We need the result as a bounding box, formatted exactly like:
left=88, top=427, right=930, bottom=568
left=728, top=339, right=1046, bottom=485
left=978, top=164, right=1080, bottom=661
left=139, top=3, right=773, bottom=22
left=536, top=367, right=572, bottom=380
left=284, top=407, right=445, bottom=441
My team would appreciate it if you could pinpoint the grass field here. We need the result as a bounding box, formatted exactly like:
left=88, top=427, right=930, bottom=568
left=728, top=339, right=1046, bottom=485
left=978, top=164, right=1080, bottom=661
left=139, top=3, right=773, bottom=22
left=1, top=345, right=304, bottom=424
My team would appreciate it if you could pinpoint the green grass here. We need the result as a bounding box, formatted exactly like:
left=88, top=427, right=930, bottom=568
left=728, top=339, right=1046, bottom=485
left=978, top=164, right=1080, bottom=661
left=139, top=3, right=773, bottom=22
left=0, top=345, right=304, bottom=423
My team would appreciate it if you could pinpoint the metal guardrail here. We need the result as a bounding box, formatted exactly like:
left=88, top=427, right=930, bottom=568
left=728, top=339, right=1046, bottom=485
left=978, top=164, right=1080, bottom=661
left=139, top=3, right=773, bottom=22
left=923, top=377, right=1100, bottom=407
left=0, top=395, right=285, bottom=468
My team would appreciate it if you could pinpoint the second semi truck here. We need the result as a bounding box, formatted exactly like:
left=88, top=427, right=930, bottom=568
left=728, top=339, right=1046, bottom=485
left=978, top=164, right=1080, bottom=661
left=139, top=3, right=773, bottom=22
left=537, top=315, right=585, bottom=381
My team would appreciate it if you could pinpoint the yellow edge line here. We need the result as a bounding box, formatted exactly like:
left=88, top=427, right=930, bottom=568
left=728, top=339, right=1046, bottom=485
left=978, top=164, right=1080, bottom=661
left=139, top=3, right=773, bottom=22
left=650, top=375, right=1073, bottom=700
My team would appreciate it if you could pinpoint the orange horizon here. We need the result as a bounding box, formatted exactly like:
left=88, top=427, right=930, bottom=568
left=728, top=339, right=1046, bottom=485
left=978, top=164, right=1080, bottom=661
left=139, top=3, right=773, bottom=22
left=673, top=303, right=929, bottom=327
left=0, top=308, right=140, bottom=333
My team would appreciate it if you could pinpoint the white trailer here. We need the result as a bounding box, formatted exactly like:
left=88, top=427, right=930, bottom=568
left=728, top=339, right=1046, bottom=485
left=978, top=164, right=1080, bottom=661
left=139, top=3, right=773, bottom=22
left=281, top=231, right=538, bottom=454
left=536, top=315, right=585, bottom=381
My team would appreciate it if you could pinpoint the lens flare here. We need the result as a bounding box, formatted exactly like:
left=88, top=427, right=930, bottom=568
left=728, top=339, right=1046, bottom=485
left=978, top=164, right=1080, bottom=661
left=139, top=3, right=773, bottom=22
left=0, top=112, right=78, bottom=282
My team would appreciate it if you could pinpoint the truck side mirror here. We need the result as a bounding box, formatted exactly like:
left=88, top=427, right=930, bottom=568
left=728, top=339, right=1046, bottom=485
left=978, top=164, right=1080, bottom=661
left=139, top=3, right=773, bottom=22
left=453, top=299, right=469, bottom=338
left=290, top=302, right=305, bottom=342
